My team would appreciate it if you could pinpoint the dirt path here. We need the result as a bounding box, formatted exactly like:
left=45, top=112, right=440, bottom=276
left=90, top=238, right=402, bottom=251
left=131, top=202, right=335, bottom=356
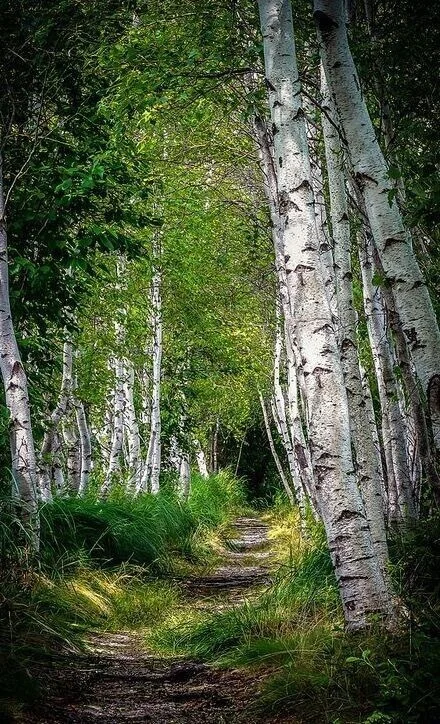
left=26, top=517, right=287, bottom=724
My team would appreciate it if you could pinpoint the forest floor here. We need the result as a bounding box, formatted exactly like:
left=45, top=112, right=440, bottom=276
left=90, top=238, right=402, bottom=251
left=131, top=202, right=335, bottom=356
left=24, top=517, right=294, bottom=724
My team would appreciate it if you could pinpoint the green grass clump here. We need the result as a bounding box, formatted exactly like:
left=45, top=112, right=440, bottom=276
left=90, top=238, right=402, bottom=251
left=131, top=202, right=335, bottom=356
left=39, top=471, right=247, bottom=573
left=151, top=546, right=338, bottom=658
left=188, top=470, right=248, bottom=528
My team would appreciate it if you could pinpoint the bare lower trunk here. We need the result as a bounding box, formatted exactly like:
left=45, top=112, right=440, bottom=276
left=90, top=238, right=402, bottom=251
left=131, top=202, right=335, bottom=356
left=259, top=391, right=295, bottom=505
left=194, top=439, right=209, bottom=478
left=63, top=409, right=81, bottom=494
left=40, top=341, right=74, bottom=500
left=252, top=116, right=315, bottom=506
left=271, top=319, right=306, bottom=510
left=139, top=236, right=162, bottom=494
left=259, top=0, right=394, bottom=627
left=76, top=401, right=92, bottom=496
left=122, top=360, right=141, bottom=491
left=178, top=453, right=191, bottom=502
left=0, top=155, right=39, bottom=550
left=321, top=69, right=388, bottom=568
left=101, top=358, right=125, bottom=496
left=359, top=230, right=416, bottom=520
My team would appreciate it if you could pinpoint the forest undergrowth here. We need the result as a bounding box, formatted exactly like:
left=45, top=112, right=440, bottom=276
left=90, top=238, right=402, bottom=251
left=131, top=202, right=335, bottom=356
left=1, top=477, right=440, bottom=723
left=0, top=471, right=247, bottom=721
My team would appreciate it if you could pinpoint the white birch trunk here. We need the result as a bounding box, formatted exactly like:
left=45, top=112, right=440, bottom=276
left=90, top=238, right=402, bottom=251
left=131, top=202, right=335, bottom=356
left=321, top=69, right=388, bottom=568
left=359, top=231, right=416, bottom=521
left=315, top=0, right=440, bottom=449
left=138, top=236, right=162, bottom=494
left=101, top=357, right=125, bottom=496
left=272, top=319, right=306, bottom=511
left=259, top=391, right=295, bottom=506
left=193, top=439, right=209, bottom=478
left=178, top=453, right=191, bottom=502
left=252, top=116, right=315, bottom=507
left=76, top=401, right=92, bottom=496
left=0, top=156, right=39, bottom=549
left=122, top=359, right=141, bottom=491
left=259, top=0, right=394, bottom=627
left=40, top=340, right=74, bottom=499
left=63, top=407, right=81, bottom=494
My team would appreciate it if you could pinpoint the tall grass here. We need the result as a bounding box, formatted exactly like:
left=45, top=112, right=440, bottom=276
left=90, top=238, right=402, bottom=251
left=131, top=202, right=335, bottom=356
left=38, top=469, right=246, bottom=573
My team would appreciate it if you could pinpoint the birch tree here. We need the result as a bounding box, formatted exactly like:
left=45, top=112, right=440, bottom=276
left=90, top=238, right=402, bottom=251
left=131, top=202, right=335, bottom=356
left=321, top=69, right=388, bottom=567
left=258, top=0, right=394, bottom=627
left=0, top=155, right=39, bottom=549
left=138, top=234, right=163, bottom=494
left=315, top=0, right=440, bottom=449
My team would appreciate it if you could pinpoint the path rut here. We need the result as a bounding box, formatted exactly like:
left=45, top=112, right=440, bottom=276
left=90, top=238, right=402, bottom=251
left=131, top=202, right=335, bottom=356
left=25, top=517, right=287, bottom=724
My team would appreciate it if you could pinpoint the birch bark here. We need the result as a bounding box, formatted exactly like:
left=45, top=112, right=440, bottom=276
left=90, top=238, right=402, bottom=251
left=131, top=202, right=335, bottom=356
left=138, top=235, right=162, bottom=494
left=0, top=155, right=39, bottom=549
left=321, top=69, right=388, bottom=567
left=76, top=401, right=92, bottom=496
left=122, top=359, right=141, bottom=491
left=359, top=231, right=416, bottom=520
left=101, top=357, right=125, bottom=496
left=40, top=341, right=73, bottom=500
left=252, top=116, right=315, bottom=506
left=258, top=0, right=394, bottom=627
left=194, top=439, right=209, bottom=478
left=259, top=391, right=295, bottom=506
left=272, top=319, right=306, bottom=510
left=315, top=0, right=440, bottom=449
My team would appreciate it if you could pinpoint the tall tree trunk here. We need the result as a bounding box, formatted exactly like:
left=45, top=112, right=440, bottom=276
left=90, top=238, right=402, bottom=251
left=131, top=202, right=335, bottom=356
left=194, top=439, right=209, bottom=478
left=258, top=0, right=394, bottom=628
left=101, top=357, right=125, bottom=496
left=122, top=359, right=141, bottom=491
left=252, top=116, right=315, bottom=506
left=259, top=390, right=295, bottom=506
left=0, top=155, right=39, bottom=550
left=359, top=230, right=416, bottom=520
left=271, top=317, right=306, bottom=510
left=76, top=401, right=92, bottom=496
left=315, top=0, right=440, bottom=449
left=40, top=340, right=74, bottom=500
left=63, top=407, right=81, bottom=494
left=139, top=235, right=162, bottom=494
left=321, top=69, right=388, bottom=567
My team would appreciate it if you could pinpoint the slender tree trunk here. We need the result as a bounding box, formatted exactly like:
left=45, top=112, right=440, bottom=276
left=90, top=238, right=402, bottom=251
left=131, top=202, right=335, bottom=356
left=212, top=417, right=220, bottom=474
left=40, top=340, right=74, bottom=500
left=63, top=407, right=81, bottom=493
left=139, top=236, right=162, bottom=494
left=101, top=357, right=125, bottom=496
left=194, top=439, right=209, bottom=478
left=272, top=318, right=306, bottom=510
left=76, top=401, right=92, bottom=496
left=359, top=230, right=416, bottom=520
left=0, top=155, right=39, bottom=549
left=122, top=359, right=141, bottom=491
left=252, top=116, right=315, bottom=506
left=315, top=0, right=440, bottom=449
left=178, top=453, right=191, bottom=502
left=259, top=391, right=295, bottom=505
left=321, top=69, right=388, bottom=567
left=258, top=0, right=394, bottom=628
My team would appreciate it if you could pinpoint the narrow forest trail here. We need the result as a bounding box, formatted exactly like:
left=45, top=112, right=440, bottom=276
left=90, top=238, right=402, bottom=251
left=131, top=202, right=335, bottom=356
left=27, top=517, right=291, bottom=724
